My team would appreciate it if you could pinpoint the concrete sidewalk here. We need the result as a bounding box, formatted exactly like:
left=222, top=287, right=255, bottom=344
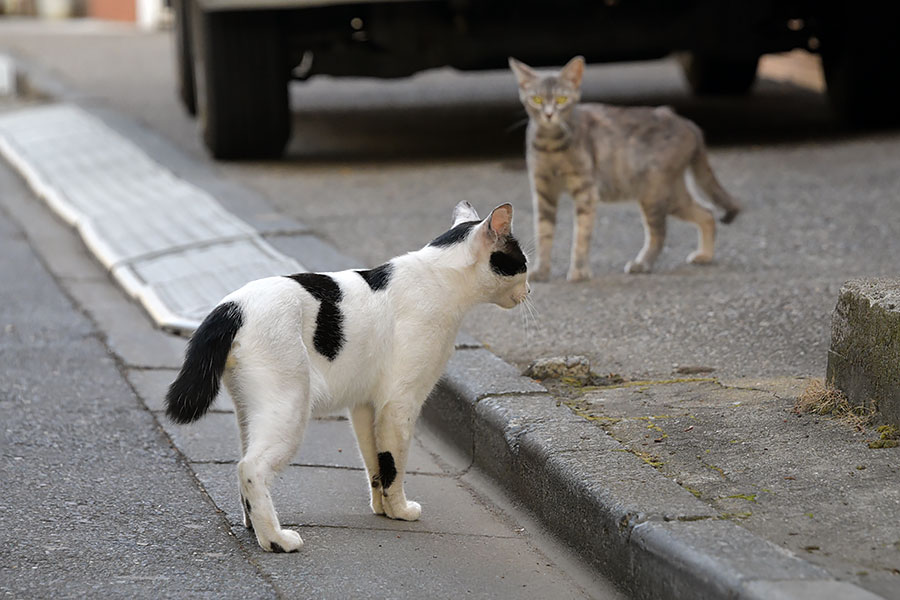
left=1, top=20, right=898, bottom=599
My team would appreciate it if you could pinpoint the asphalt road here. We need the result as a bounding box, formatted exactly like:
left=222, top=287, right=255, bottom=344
left=5, top=21, right=894, bottom=383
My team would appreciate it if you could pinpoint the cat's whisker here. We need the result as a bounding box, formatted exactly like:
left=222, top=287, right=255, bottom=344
left=520, top=296, right=541, bottom=337
left=527, top=297, right=541, bottom=324
left=522, top=239, right=538, bottom=261
left=521, top=303, right=535, bottom=337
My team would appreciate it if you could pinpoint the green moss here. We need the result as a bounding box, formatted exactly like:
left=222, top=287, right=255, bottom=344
left=867, top=424, right=900, bottom=448
left=607, top=377, right=717, bottom=390
left=618, top=448, right=665, bottom=469
left=877, top=424, right=899, bottom=439
left=682, top=485, right=702, bottom=499
left=724, top=493, right=758, bottom=503
left=705, top=464, right=726, bottom=478
left=562, top=400, right=622, bottom=425
left=868, top=439, right=899, bottom=449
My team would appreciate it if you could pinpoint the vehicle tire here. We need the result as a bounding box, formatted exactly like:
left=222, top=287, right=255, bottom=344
left=681, top=53, right=759, bottom=96
left=173, top=0, right=196, bottom=116
left=822, top=17, right=900, bottom=128
left=191, top=9, right=290, bottom=159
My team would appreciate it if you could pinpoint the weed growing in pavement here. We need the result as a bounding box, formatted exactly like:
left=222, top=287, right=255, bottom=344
left=793, top=378, right=874, bottom=431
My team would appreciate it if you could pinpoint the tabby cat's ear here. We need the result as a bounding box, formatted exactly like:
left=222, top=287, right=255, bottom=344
left=452, top=201, right=480, bottom=227
left=509, top=57, right=538, bottom=89
left=559, top=56, right=585, bottom=88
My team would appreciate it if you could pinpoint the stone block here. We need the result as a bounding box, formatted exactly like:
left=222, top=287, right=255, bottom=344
left=827, top=278, right=900, bottom=426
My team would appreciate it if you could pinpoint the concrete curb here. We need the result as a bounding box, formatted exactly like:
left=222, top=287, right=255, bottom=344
left=426, top=352, right=884, bottom=599
left=4, top=54, right=884, bottom=600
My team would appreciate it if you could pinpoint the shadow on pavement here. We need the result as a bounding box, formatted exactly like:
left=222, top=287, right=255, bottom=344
left=284, top=75, right=857, bottom=164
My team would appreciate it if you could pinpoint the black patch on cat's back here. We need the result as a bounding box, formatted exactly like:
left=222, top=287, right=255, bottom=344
left=355, top=262, right=393, bottom=291
left=377, top=451, right=397, bottom=489
left=285, top=273, right=345, bottom=361
left=428, top=220, right=480, bottom=247
left=490, top=237, right=528, bottom=277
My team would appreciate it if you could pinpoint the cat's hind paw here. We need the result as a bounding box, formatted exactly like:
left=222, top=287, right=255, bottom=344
left=384, top=499, right=422, bottom=522
left=259, top=528, right=303, bottom=553
left=687, top=251, right=714, bottom=265
left=625, top=260, right=652, bottom=274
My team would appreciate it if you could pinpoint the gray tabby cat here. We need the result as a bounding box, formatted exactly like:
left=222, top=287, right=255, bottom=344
left=509, top=56, right=740, bottom=281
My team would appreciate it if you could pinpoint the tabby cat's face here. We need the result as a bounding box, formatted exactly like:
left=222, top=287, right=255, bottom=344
left=509, top=56, right=584, bottom=127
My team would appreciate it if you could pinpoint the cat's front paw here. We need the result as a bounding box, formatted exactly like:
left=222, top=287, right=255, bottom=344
left=687, top=251, right=714, bottom=265
left=625, top=260, right=652, bottom=274
left=384, top=499, right=422, bottom=521
left=259, top=528, right=303, bottom=553
left=370, top=491, right=385, bottom=515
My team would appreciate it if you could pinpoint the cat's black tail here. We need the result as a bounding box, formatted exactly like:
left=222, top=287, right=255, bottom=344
left=166, top=301, right=244, bottom=424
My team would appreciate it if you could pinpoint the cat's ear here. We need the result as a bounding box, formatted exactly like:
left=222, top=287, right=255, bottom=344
left=486, top=203, right=513, bottom=240
left=559, top=56, right=585, bottom=88
left=452, top=201, right=480, bottom=227
left=509, top=57, right=538, bottom=89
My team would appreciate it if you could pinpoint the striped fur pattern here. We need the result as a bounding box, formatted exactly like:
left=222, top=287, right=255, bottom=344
left=165, top=202, right=528, bottom=553
left=510, top=56, right=740, bottom=280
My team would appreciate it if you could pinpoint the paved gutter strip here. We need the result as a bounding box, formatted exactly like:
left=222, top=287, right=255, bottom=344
left=0, top=90, right=883, bottom=597
left=0, top=103, right=303, bottom=333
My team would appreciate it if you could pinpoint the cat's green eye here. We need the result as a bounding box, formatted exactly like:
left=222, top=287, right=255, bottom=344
left=531, top=95, right=544, bottom=105
left=555, top=95, right=568, bottom=105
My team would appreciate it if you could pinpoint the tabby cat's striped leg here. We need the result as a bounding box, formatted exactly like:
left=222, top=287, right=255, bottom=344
left=627, top=200, right=667, bottom=274
left=530, top=176, right=559, bottom=282
left=671, top=178, right=716, bottom=265
left=568, top=183, right=598, bottom=281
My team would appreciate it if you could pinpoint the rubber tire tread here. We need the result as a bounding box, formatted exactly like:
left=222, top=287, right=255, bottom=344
left=173, top=0, right=196, bottom=116
left=198, top=10, right=290, bottom=159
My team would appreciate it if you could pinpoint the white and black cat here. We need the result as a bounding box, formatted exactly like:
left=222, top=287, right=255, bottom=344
left=166, top=202, right=529, bottom=553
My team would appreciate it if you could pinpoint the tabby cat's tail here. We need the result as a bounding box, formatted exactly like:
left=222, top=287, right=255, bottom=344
left=687, top=123, right=741, bottom=224
left=165, top=301, right=244, bottom=424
